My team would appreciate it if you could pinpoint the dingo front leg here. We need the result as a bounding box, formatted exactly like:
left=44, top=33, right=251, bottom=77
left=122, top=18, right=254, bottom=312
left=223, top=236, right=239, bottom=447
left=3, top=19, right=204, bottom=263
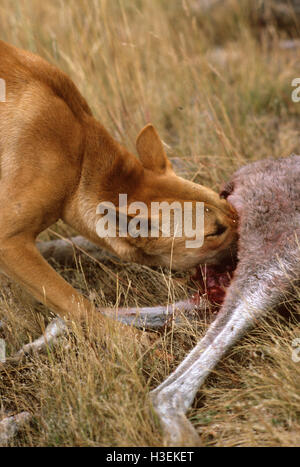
left=0, top=234, right=97, bottom=323
left=0, top=176, right=100, bottom=326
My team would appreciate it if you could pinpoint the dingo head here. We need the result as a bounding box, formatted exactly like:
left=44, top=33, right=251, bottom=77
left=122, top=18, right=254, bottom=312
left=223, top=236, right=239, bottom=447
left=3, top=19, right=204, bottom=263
left=96, top=124, right=238, bottom=271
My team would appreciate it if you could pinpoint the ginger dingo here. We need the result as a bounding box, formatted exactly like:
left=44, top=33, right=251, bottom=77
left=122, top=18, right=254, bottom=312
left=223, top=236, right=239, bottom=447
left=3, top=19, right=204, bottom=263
left=0, top=40, right=237, bottom=324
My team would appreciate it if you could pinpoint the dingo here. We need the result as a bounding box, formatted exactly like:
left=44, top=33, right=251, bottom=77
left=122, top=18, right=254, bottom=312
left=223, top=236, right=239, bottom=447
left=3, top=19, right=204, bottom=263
left=0, top=40, right=237, bottom=324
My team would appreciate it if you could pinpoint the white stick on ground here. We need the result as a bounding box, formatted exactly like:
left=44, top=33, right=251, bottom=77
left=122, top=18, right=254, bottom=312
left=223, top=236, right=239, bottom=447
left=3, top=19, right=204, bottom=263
left=102, top=299, right=204, bottom=328
left=0, top=412, right=31, bottom=446
left=16, top=317, right=69, bottom=359
left=5, top=298, right=205, bottom=364
left=0, top=318, right=69, bottom=366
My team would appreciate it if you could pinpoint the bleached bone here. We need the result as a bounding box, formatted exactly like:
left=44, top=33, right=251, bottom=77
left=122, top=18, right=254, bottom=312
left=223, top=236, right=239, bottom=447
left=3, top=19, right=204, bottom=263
left=150, top=154, right=300, bottom=446
left=0, top=318, right=69, bottom=366
left=0, top=412, right=31, bottom=446
left=16, top=317, right=69, bottom=359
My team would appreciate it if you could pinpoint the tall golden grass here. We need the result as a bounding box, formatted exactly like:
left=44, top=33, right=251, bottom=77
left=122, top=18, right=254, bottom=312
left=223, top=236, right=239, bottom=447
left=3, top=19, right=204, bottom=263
left=0, top=0, right=299, bottom=446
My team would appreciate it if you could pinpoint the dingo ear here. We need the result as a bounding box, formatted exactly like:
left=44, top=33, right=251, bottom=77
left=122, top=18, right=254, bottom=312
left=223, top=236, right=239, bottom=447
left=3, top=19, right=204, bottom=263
left=136, top=124, right=173, bottom=174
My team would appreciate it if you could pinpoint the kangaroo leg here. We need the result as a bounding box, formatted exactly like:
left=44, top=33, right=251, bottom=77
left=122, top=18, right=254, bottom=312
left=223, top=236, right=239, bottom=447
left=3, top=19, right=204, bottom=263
left=150, top=261, right=292, bottom=446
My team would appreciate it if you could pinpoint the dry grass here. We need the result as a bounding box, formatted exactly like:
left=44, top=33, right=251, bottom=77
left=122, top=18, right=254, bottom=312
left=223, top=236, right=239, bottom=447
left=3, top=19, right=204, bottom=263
left=0, top=0, right=299, bottom=446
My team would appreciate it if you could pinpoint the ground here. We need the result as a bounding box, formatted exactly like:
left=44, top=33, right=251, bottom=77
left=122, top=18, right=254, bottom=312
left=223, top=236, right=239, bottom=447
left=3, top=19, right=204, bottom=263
left=0, top=0, right=299, bottom=447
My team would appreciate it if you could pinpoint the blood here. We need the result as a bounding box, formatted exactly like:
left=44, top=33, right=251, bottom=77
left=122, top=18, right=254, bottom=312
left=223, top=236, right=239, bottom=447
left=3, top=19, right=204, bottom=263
left=190, top=188, right=239, bottom=308
left=191, top=261, right=236, bottom=307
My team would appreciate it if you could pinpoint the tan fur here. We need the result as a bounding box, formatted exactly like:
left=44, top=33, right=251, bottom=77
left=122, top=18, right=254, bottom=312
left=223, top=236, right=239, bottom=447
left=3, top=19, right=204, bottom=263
left=0, top=40, right=237, bottom=324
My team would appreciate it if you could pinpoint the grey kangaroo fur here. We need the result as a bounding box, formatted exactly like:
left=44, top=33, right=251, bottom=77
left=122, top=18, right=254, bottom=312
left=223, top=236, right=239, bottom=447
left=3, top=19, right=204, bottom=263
left=150, top=154, right=300, bottom=445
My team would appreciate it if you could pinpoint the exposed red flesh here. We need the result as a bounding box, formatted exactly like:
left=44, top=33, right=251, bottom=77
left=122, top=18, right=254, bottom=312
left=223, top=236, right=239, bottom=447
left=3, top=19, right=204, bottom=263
left=191, top=261, right=236, bottom=306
